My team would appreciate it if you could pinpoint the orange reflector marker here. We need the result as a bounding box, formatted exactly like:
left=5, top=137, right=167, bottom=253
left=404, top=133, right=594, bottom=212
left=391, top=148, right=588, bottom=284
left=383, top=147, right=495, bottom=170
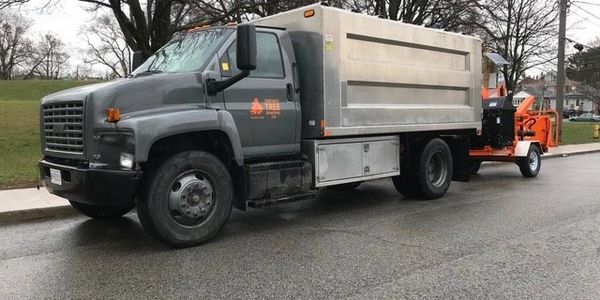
left=106, top=108, right=121, bottom=123
left=304, top=9, right=315, bottom=18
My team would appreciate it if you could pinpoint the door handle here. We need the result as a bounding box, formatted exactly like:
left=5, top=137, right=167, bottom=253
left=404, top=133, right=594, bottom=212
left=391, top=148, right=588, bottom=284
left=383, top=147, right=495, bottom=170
left=286, top=83, right=294, bottom=101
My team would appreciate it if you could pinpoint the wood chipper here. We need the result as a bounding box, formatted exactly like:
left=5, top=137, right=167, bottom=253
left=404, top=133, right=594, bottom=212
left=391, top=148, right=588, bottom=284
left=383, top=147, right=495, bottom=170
left=469, top=86, right=560, bottom=177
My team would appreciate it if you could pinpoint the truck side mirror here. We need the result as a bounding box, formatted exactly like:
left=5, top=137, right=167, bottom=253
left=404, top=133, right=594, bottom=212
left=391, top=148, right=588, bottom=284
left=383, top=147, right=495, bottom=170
left=206, top=24, right=256, bottom=95
left=236, top=24, right=257, bottom=71
left=131, top=51, right=144, bottom=73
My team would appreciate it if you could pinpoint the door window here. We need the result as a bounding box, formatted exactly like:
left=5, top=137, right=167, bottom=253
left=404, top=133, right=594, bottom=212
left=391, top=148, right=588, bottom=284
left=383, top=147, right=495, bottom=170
left=224, top=32, right=285, bottom=79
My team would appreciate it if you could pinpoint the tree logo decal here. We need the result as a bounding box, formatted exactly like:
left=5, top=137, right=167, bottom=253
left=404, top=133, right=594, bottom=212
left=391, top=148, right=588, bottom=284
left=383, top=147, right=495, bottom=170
left=250, top=97, right=264, bottom=119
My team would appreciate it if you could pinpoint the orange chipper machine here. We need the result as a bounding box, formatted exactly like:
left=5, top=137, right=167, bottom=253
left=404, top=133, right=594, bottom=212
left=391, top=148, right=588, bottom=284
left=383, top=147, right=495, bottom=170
left=468, top=85, right=559, bottom=177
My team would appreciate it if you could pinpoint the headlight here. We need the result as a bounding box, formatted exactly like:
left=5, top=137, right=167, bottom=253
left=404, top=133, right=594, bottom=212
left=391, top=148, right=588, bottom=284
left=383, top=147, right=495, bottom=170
left=120, top=153, right=134, bottom=169
left=91, top=130, right=135, bottom=169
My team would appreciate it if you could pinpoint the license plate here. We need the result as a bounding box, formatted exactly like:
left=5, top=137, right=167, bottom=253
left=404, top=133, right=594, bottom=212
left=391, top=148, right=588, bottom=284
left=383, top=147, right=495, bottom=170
left=50, top=168, right=62, bottom=186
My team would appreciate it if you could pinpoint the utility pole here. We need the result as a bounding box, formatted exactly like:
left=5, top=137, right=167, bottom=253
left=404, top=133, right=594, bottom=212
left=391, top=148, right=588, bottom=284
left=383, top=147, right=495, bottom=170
left=556, top=0, right=568, bottom=142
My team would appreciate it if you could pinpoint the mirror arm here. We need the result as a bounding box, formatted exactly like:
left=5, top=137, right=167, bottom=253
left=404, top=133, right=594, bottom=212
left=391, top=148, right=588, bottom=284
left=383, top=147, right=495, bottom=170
left=206, top=70, right=250, bottom=96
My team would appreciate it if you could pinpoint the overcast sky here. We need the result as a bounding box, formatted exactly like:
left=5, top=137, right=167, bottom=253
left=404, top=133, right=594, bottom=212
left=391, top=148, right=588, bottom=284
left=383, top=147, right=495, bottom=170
left=16, top=0, right=600, bottom=76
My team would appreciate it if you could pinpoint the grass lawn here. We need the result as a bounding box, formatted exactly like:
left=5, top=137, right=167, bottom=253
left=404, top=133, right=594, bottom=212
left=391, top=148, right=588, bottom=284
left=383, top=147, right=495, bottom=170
left=561, top=121, right=600, bottom=145
left=0, top=101, right=40, bottom=189
left=0, top=80, right=99, bottom=102
left=0, top=80, right=101, bottom=190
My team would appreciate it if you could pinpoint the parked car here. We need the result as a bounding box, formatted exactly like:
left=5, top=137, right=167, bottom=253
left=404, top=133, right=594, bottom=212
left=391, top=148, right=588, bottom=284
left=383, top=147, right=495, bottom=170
left=562, top=110, right=577, bottom=119
left=569, top=113, right=600, bottom=122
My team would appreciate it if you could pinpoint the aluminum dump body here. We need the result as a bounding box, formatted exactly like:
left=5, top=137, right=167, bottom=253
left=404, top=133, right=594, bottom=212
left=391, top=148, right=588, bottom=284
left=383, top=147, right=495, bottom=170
left=254, top=4, right=482, bottom=138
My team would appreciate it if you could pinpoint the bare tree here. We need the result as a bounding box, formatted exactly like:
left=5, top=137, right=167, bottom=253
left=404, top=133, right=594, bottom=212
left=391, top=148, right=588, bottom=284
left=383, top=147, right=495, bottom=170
left=83, top=14, right=131, bottom=77
left=0, top=10, right=32, bottom=79
left=567, top=37, right=600, bottom=90
left=77, top=0, right=192, bottom=59
left=0, top=0, right=26, bottom=9
left=29, top=33, right=69, bottom=79
left=364, top=0, right=475, bottom=31
left=473, top=0, right=559, bottom=92
left=0, top=0, right=191, bottom=59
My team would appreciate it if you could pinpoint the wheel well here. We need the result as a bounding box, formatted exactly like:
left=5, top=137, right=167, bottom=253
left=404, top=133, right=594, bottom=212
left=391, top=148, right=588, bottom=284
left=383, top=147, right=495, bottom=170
left=142, top=131, right=247, bottom=211
left=144, top=131, right=236, bottom=171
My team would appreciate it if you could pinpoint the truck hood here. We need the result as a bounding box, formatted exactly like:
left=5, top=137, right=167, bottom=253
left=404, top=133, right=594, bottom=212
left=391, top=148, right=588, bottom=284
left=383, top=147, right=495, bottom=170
left=41, top=72, right=207, bottom=117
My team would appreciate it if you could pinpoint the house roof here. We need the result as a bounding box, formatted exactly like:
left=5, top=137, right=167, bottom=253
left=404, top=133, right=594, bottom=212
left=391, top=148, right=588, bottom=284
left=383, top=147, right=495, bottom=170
left=514, top=86, right=555, bottom=99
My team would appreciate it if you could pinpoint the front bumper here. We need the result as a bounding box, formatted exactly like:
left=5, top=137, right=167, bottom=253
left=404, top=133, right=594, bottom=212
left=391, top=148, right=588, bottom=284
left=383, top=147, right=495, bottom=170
left=39, top=159, right=142, bottom=206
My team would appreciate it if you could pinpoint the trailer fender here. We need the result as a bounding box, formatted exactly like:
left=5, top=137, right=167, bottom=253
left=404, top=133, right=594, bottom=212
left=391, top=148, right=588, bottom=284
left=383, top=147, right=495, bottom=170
left=514, top=141, right=541, bottom=157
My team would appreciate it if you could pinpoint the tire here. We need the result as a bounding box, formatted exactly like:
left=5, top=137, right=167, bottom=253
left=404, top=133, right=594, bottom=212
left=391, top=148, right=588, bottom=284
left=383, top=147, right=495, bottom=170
left=137, top=151, right=233, bottom=247
left=327, top=181, right=362, bottom=190
left=468, top=160, right=482, bottom=175
left=69, top=201, right=133, bottom=219
left=392, top=169, right=421, bottom=198
left=393, top=138, right=453, bottom=200
left=518, top=145, right=541, bottom=178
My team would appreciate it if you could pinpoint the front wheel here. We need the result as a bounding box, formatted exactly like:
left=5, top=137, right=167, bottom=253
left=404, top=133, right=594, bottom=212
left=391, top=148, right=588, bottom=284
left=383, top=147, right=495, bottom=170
left=69, top=201, right=133, bottom=219
left=518, top=145, right=541, bottom=178
left=137, top=151, right=233, bottom=247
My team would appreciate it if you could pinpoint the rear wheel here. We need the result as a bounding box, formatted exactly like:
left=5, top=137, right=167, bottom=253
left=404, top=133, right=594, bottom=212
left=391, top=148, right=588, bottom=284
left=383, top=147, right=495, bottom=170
left=518, top=145, right=541, bottom=178
left=393, top=138, right=453, bottom=200
left=69, top=201, right=133, bottom=219
left=137, top=151, right=233, bottom=247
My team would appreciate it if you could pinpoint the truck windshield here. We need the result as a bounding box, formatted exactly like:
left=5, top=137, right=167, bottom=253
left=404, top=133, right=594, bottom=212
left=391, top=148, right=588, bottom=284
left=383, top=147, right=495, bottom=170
left=132, top=28, right=230, bottom=75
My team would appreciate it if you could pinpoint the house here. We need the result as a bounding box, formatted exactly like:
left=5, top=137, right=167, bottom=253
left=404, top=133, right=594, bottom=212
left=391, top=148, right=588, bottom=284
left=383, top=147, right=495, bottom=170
left=515, top=72, right=599, bottom=113
left=564, top=90, right=597, bottom=112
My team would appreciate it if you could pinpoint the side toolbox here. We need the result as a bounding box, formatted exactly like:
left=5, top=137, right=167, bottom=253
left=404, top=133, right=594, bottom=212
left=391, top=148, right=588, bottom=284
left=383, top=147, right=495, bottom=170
left=302, top=136, right=400, bottom=187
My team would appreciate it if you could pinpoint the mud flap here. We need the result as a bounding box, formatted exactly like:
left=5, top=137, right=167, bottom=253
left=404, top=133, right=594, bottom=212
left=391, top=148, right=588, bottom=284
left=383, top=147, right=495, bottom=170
left=445, top=136, right=471, bottom=182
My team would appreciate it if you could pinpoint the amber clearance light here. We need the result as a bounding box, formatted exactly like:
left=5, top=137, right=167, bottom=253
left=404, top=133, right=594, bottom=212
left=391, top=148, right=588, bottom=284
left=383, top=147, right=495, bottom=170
left=304, top=9, right=315, bottom=18
left=106, top=108, right=121, bottom=123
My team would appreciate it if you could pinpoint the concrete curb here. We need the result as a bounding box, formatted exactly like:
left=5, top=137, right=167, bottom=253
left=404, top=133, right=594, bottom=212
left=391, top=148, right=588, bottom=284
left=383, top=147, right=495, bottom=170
left=0, top=205, right=76, bottom=224
left=543, top=149, right=600, bottom=159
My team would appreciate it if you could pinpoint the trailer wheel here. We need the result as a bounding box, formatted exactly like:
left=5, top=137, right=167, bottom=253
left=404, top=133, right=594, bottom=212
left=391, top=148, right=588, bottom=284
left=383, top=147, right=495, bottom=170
left=393, top=138, right=453, bottom=199
left=69, top=201, right=133, bottom=219
left=518, top=145, right=541, bottom=178
left=137, top=150, right=233, bottom=247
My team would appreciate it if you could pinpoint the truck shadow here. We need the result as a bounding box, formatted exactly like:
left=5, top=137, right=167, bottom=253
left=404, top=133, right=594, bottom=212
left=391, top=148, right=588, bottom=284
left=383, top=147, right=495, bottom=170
left=70, top=216, right=168, bottom=251
left=69, top=181, right=426, bottom=249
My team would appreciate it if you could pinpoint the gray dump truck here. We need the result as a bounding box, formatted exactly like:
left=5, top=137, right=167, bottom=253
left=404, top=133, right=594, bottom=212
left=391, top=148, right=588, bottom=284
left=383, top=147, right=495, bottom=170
left=39, top=4, right=482, bottom=246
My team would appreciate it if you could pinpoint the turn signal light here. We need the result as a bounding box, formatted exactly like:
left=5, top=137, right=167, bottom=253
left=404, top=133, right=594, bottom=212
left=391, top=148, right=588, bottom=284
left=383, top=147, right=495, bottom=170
left=106, top=108, right=121, bottom=123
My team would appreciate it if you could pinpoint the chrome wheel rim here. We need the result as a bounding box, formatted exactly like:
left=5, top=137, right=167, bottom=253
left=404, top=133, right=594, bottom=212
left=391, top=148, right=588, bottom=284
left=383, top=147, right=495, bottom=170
left=427, top=151, right=448, bottom=187
left=168, top=170, right=215, bottom=226
left=529, top=151, right=539, bottom=171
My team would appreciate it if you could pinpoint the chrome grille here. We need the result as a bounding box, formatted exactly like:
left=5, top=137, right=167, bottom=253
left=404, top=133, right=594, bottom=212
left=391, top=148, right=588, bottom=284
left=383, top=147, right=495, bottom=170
left=42, top=101, right=84, bottom=154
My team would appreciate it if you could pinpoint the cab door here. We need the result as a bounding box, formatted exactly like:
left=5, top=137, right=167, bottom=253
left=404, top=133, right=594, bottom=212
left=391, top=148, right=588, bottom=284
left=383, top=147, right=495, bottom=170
left=221, top=30, right=298, bottom=158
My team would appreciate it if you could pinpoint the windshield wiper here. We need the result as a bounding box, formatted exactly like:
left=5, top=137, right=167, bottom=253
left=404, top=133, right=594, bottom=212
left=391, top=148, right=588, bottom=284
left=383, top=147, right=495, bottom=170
left=132, top=69, right=163, bottom=77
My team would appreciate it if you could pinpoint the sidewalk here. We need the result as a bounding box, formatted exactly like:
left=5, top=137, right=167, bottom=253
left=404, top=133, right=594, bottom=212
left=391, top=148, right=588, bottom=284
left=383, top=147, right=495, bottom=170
left=1, top=142, right=599, bottom=224
left=545, top=142, right=600, bottom=157
left=0, top=188, right=74, bottom=223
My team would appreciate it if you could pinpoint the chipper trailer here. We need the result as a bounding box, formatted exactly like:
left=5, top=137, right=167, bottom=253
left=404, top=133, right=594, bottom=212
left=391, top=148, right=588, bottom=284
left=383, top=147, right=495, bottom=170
left=38, top=4, right=556, bottom=247
left=469, top=89, right=559, bottom=177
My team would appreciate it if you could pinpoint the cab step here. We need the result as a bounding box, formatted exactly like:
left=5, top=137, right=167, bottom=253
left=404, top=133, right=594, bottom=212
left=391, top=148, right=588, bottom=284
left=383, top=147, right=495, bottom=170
left=243, top=160, right=314, bottom=208
left=247, top=191, right=316, bottom=208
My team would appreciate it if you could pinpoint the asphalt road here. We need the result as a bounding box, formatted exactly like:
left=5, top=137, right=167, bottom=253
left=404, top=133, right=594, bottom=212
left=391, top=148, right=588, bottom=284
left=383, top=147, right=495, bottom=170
left=2, top=154, right=600, bottom=299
